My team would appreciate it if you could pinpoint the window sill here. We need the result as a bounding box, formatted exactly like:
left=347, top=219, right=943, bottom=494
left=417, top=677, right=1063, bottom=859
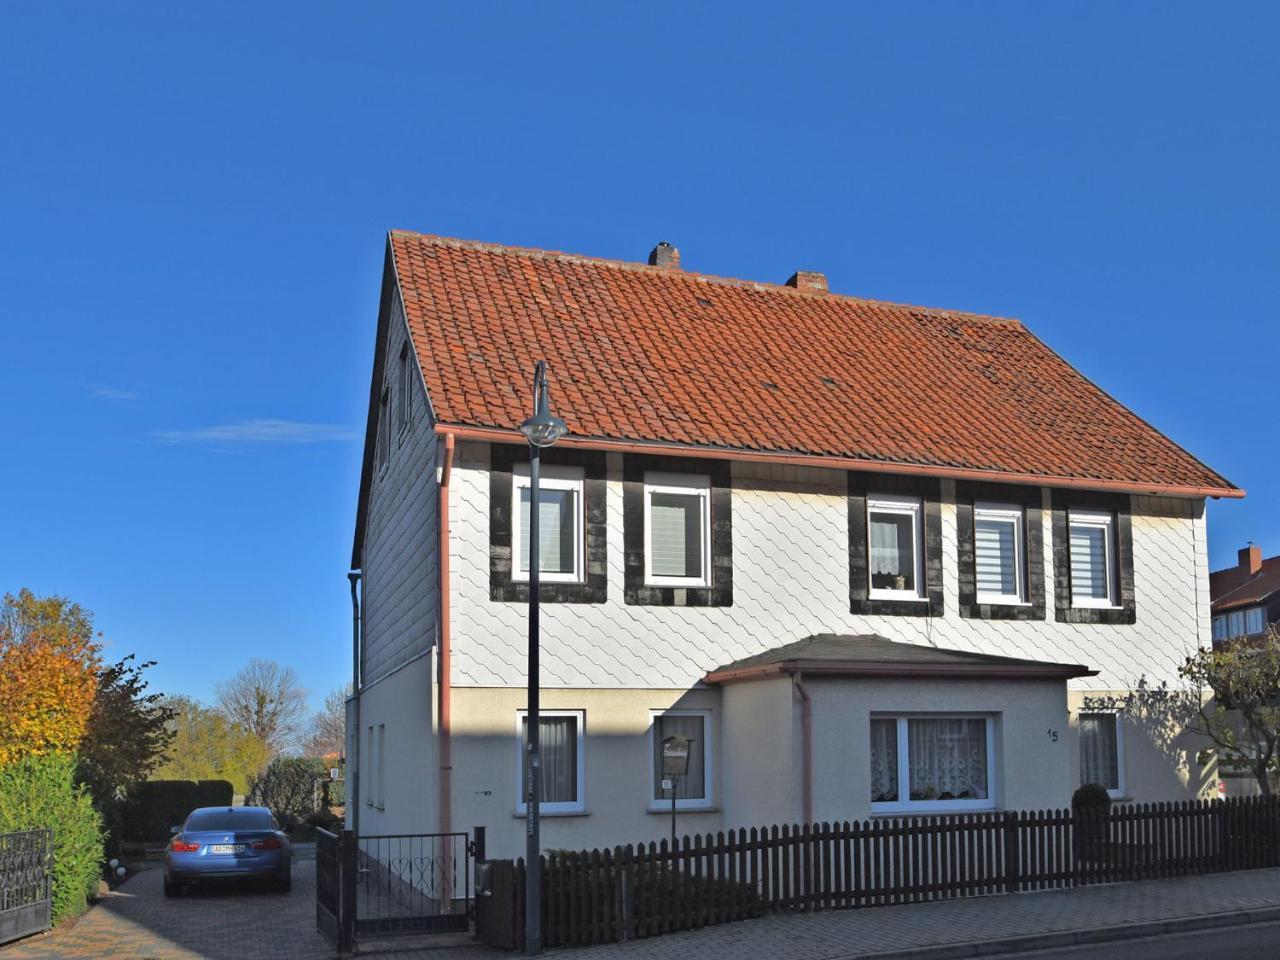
left=1072, top=602, right=1122, bottom=611
left=513, top=808, right=588, bottom=818
left=868, top=592, right=928, bottom=603
left=644, top=580, right=712, bottom=590
left=871, top=805, right=997, bottom=818
left=976, top=597, right=1029, bottom=607
left=512, top=576, right=587, bottom=587
left=646, top=805, right=718, bottom=815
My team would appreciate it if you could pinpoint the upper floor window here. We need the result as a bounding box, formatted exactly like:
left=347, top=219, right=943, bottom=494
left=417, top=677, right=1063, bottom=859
left=867, top=495, right=925, bottom=600
left=974, top=503, right=1026, bottom=605
left=1068, top=510, right=1117, bottom=607
left=643, top=472, right=711, bottom=587
left=512, top=465, right=584, bottom=584
left=397, top=343, right=411, bottom=430
left=377, top=387, right=390, bottom=470
left=1214, top=606, right=1267, bottom=639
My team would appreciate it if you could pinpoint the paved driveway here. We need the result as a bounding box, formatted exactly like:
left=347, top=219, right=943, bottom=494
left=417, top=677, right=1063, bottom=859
left=1, top=860, right=335, bottom=960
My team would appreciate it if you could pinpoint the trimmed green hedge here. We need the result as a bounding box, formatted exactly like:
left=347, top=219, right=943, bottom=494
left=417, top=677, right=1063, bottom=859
left=0, top=754, right=104, bottom=923
left=120, top=779, right=234, bottom=842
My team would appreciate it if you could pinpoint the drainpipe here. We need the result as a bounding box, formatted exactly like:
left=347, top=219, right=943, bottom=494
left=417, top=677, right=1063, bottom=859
left=438, top=432, right=456, bottom=838
left=348, top=570, right=362, bottom=837
left=793, top=673, right=813, bottom=826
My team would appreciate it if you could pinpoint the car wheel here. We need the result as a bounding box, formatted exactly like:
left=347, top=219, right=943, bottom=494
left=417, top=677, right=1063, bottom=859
left=163, top=879, right=181, bottom=898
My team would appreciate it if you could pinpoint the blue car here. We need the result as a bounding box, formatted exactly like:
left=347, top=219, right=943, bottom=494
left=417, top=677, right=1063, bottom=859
left=164, top=806, right=291, bottom=897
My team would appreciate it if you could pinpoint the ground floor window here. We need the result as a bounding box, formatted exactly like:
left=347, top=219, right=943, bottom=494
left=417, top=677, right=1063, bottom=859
left=1079, top=712, right=1123, bottom=797
left=870, top=715, right=995, bottom=813
left=515, top=710, right=585, bottom=815
left=649, top=709, right=712, bottom=810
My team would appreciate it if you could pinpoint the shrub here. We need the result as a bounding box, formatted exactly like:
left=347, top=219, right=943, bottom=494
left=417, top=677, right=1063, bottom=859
left=0, top=753, right=103, bottom=923
left=119, top=779, right=234, bottom=842
left=1072, top=783, right=1113, bottom=810
left=248, top=757, right=326, bottom=831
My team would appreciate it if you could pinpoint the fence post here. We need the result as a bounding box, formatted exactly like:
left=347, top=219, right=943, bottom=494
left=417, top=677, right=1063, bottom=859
left=339, top=828, right=357, bottom=953
left=1003, top=811, right=1020, bottom=894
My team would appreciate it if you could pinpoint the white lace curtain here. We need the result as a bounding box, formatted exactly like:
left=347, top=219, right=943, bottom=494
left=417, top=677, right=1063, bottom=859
left=1079, top=713, right=1118, bottom=790
left=869, top=719, right=898, bottom=802
left=907, top=718, right=988, bottom=801
left=869, top=513, right=912, bottom=577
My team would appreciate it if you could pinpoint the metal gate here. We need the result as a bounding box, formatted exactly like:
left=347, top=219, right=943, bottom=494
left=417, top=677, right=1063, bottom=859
left=0, top=830, right=51, bottom=947
left=316, top=827, right=481, bottom=952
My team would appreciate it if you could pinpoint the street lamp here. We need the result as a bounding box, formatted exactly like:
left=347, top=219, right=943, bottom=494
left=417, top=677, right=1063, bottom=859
left=518, top=360, right=567, bottom=956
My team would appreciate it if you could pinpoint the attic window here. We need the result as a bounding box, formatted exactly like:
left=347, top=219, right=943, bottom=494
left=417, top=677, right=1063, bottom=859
left=762, top=382, right=779, bottom=391
left=696, top=297, right=713, bottom=308
left=397, top=344, right=411, bottom=430
left=377, top=388, right=390, bottom=470
left=821, top=377, right=838, bottom=387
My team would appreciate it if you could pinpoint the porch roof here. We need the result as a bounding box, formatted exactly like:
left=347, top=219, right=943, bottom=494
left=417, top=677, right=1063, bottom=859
left=703, top=634, right=1097, bottom=683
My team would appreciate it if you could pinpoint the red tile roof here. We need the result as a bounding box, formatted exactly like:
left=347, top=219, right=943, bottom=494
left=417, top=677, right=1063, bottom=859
left=389, top=231, right=1239, bottom=498
left=1210, top=556, right=1280, bottom=612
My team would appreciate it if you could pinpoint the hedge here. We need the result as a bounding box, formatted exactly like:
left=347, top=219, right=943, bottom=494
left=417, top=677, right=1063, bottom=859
left=0, top=753, right=103, bottom=923
left=120, top=779, right=234, bottom=842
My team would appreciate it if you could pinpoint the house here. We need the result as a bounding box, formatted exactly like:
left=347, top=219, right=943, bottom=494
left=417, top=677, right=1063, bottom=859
left=346, top=232, right=1241, bottom=860
left=1210, top=544, right=1280, bottom=642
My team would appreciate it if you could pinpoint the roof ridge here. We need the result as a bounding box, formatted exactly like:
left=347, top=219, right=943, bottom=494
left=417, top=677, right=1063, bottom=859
left=388, top=229, right=1025, bottom=326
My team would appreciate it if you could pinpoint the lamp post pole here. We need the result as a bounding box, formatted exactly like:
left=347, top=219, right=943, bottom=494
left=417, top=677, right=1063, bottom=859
left=518, top=360, right=566, bottom=957
left=525, top=434, right=542, bottom=956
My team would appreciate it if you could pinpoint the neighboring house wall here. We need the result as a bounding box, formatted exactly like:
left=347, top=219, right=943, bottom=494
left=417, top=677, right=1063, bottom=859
left=447, top=444, right=1208, bottom=692
left=360, top=289, right=439, bottom=684
left=356, top=652, right=438, bottom=836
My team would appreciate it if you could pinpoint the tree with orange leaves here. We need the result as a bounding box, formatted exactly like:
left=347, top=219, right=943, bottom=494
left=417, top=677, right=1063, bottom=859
left=0, top=589, right=102, bottom=764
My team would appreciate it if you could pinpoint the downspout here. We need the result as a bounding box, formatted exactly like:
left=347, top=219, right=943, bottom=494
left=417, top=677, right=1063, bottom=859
left=438, top=432, right=456, bottom=838
left=348, top=570, right=362, bottom=837
left=793, top=673, right=813, bottom=826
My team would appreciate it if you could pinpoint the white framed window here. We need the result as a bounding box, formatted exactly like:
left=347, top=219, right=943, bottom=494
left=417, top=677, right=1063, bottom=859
left=1068, top=509, right=1117, bottom=608
left=515, top=710, right=585, bottom=815
left=648, top=709, right=713, bottom=811
left=376, top=724, right=386, bottom=809
left=397, top=343, right=411, bottom=431
left=867, top=495, right=926, bottom=600
left=1079, top=711, right=1124, bottom=798
left=870, top=715, right=996, bottom=813
left=1212, top=615, right=1229, bottom=641
left=1247, top=606, right=1266, bottom=635
left=974, top=503, right=1025, bottom=604
left=511, top=465, right=584, bottom=584
left=643, top=472, right=711, bottom=587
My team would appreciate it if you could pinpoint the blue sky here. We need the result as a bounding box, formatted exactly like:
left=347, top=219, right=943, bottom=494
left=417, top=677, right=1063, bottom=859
left=2, top=3, right=1275, bottom=710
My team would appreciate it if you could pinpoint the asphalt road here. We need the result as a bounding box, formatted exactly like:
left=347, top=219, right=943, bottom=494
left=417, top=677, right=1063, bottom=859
left=986, top=920, right=1280, bottom=959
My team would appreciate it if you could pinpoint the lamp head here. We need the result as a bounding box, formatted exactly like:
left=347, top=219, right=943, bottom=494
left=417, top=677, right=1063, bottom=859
left=519, top=360, right=568, bottom=448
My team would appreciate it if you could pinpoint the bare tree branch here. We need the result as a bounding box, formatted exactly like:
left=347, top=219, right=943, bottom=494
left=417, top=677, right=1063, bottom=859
left=214, top=659, right=308, bottom=758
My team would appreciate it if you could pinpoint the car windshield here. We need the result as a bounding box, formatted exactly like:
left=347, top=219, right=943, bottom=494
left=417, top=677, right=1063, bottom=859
left=184, top=810, right=273, bottom=832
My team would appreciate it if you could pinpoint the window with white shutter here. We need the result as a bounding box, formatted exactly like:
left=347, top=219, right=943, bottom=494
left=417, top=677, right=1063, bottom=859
left=643, top=473, right=711, bottom=587
left=973, top=503, right=1025, bottom=604
left=1068, top=510, right=1116, bottom=607
left=511, top=465, right=584, bottom=584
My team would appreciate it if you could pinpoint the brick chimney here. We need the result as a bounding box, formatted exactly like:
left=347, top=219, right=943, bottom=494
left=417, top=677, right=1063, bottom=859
left=647, top=241, right=680, bottom=269
left=1240, top=543, right=1263, bottom=577
left=786, top=270, right=828, bottom=294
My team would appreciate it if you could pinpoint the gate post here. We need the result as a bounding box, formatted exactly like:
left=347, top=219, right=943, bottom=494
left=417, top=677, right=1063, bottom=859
left=339, top=829, right=357, bottom=952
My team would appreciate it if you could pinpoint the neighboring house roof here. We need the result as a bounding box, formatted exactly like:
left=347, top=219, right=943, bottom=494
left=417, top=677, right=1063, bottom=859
left=1211, top=554, right=1280, bottom=614
left=703, top=634, right=1097, bottom=683
left=388, top=230, right=1239, bottom=500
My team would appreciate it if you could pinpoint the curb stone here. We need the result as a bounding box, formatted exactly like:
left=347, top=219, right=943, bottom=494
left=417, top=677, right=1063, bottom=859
left=845, top=905, right=1280, bottom=960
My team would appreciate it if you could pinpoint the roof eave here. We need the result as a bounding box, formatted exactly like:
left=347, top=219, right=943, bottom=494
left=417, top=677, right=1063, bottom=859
left=704, top=658, right=1098, bottom=684
left=434, top=423, right=1244, bottom=500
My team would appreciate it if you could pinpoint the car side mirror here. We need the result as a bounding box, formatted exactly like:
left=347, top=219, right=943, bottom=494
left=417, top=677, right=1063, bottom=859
left=169, top=825, right=181, bottom=836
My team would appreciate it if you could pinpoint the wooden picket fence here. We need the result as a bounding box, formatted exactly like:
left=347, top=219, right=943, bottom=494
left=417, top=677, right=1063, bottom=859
left=477, top=797, right=1280, bottom=950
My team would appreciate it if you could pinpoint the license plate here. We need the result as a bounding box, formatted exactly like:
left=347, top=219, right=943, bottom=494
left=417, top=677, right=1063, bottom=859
left=210, top=844, right=246, bottom=854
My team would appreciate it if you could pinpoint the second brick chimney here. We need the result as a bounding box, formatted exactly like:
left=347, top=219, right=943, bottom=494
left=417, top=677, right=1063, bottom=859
left=648, top=241, right=680, bottom=270
left=1240, top=543, right=1263, bottom=577
left=786, top=270, right=828, bottom=294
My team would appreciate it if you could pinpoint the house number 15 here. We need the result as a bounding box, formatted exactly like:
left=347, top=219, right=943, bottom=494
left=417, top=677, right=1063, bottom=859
left=1046, top=729, right=1059, bottom=742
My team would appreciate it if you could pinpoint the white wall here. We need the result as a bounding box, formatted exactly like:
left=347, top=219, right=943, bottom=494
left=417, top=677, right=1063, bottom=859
left=360, top=288, right=439, bottom=685
left=447, top=444, right=1208, bottom=693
